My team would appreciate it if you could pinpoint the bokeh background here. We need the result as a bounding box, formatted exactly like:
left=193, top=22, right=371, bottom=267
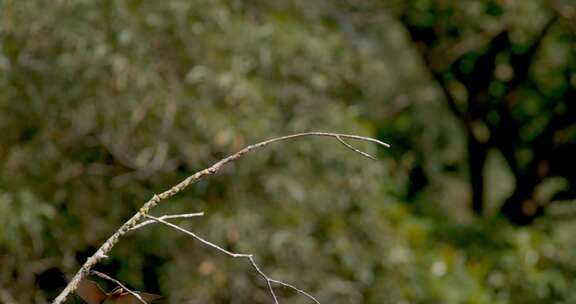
left=1, top=0, right=575, bottom=303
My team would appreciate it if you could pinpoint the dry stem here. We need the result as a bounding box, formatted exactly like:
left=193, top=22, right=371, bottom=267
left=52, top=132, right=388, bottom=304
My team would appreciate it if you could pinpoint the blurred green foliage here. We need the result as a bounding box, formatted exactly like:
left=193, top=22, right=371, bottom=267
left=0, top=0, right=575, bottom=303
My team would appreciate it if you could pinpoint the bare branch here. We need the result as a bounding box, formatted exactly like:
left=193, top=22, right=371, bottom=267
left=143, top=215, right=244, bottom=258
left=145, top=215, right=320, bottom=304
left=129, top=212, right=205, bottom=231
left=53, top=132, right=389, bottom=304
left=89, top=271, right=148, bottom=304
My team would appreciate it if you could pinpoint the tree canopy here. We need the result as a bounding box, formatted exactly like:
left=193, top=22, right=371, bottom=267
left=0, top=0, right=575, bottom=303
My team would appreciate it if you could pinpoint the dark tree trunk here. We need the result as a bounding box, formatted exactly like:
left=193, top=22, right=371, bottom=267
left=467, top=132, right=488, bottom=214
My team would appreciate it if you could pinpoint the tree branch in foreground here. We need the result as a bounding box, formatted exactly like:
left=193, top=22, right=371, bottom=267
left=52, top=132, right=389, bottom=304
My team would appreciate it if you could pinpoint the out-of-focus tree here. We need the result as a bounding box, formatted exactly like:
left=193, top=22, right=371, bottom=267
left=389, top=0, right=575, bottom=225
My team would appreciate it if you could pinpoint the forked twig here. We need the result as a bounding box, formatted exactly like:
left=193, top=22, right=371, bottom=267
left=52, top=132, right=389, bottom=304
left=145, top=215, right=320, bottom=304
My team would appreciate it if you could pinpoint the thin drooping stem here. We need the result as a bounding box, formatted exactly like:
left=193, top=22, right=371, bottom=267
left=144, top=215, right=279, bottom=303
left=145, top=215, right=320, bottom=304
left=52, top=132, right=388, bottom=304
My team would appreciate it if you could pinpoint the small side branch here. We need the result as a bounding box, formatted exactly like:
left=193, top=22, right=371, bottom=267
left=90, top=271, right=148, bottom=304
left=336, top=136, right=377, bottom=160
left=145, top=215, right=321, bottom=304
left=129, top=212, right=205, bottom=231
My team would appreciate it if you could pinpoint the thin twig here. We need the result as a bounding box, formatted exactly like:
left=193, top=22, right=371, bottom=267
left=143, top=215, right=244, bottom=258
left=129, top=212, right=205, bottom=231
left=247, top=255, right=279, bottom=303
left=146, top=215, right=320, bottom=304
left=269, top=278, right=321, bottom=304
left=52, top=132, right=389, bottom=304
left=336, top=136, right=376, bottom=160
left=89, top=271, right=148, bottom=304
